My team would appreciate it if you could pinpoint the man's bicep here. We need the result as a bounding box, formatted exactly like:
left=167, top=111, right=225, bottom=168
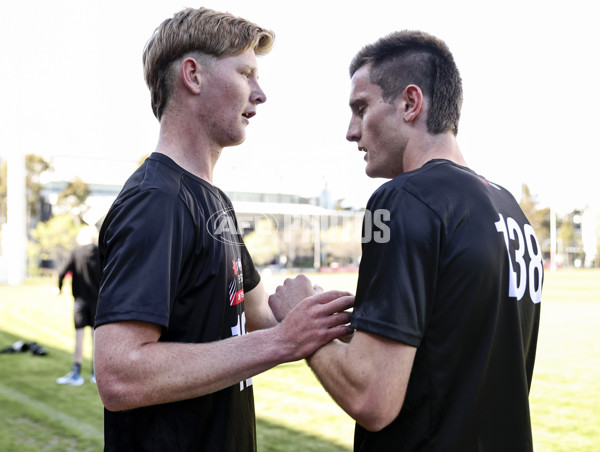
left=244, top=281, right=276, bottom=330
left=95, top=321, right=162, bottom=366
left=349, top=330, right=416, bottom=422
left=352, top=330, right=416, bottom=379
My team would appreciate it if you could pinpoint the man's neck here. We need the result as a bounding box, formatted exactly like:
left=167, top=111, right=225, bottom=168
left=155, top=119, right=221, bottom=183
left=405, top=132, right=467, bottom=173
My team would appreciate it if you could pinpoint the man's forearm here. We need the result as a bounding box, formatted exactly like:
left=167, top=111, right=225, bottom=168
left=306, top=340, right=362, bottom=418
left=96, top=291, right=353, bottom=412
left=307, top=333, right=415, bottom=432
left=97, top=325, right=298, bottom=412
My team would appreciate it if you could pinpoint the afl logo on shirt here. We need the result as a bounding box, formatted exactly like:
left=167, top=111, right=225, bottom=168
left=208, top=208, right=240, bottom=245
left=208, top=207, right=277, bottom=245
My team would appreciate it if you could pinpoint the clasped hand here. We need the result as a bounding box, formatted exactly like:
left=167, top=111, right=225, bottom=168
left=269, top=274, right=355, bottom=358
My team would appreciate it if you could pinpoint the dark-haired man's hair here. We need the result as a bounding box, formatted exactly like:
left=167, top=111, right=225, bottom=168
left=350, top=30, right=463, bottom=135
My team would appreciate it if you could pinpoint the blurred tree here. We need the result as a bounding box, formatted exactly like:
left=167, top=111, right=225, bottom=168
left=30, top=176, right=92, bottom=274
left=558, top=210, right=584, bottom=267
left=26, top=154, right=52, bottom=221
left=558, top=219, right=575, bottom=249
left=243, top=218, right=280, bottom=266
left=56, top=177, right=91, bottom=221
left=0, top=159, right=6, bottom=223
left=58, top=177, right=90, bottom=207
left=321, top=216, right=362, bottom=266
left=279, top=217, right=315, bottom=268
left=519, top=184, right=550, bottom=253
left=28, top=213, right=81, bottom=275
left=0, top=154, right=53, bottom=228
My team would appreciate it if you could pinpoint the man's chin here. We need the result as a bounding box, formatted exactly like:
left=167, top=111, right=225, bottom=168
left=365, top=165, right=381, bottom=179
left=366, top=166, right=394, bottom=180
left=224, top=135, right=246, bottom=148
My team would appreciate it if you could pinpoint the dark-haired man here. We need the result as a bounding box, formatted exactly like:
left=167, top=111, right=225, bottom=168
left=270, top=30, right=542, bottom=451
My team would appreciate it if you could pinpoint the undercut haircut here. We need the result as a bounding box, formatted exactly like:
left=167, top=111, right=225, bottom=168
left=349, top=30, right=463, bottom=135
left=143, top=7, right=275, bottom=121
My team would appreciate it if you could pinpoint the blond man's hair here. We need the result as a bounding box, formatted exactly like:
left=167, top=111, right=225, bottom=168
left=143, top=7, right=275, bottom=120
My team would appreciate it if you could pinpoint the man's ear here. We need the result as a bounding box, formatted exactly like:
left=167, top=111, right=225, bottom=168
left=402, top=84, right=423, bottom=123
left=180, top=57, right=202, bottom=94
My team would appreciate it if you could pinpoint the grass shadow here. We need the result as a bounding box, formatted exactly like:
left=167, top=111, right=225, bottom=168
left=0, top=328, right=352, bottom=451
left=257, top=416, right=352, bottom=451
left=0, top=329, right=104, bottom=451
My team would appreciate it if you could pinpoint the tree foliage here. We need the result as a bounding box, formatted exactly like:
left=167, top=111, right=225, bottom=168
left=0, top=160, right=6, bottom=224
left=321, top=217, right=362, bottom=266
left=31, top=175, right=92, bottom=273
left=58, top=177, right=90, bottom=207
left=519, top=184, right=550, bottom=251
left=28, top=214, right=81, bottom=275
left=26, top=154, right=52, bottom=219
left=55, top=177, right=91, bottom=222
left=0, top=154, right=95, bottom=274
left=243, top=218, right=280, bottom=266
left=0, top=154, right=53, bottom=225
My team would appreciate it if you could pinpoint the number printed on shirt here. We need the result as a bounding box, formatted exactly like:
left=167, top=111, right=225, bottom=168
left=231, top=312, right=253, bottom=391
left=495, top=213, right=543, bottom=303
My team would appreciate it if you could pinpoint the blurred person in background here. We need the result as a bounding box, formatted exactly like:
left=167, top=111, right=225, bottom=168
left=57, top=225, right=101, bottom=386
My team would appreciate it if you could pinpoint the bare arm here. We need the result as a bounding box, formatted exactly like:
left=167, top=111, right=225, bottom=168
left=94, top=290, right=353, bottom=412
left=244, top=281, right=277, bottom=331
left=307, top=331, right=415, bottom=431
left=268, top=274, right=416, bottom=431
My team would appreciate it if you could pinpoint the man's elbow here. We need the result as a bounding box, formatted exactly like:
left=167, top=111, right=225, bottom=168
left=95, top=356, right=147, bottom=412
left=96, top=372, right=134, bottom=412
left=355, top=409, right=400, bottom=432
left=350, top=393, right=403, bottom=432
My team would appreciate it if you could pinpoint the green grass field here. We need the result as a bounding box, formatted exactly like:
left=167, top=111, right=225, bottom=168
left=1, top=269, right=598, bottom=451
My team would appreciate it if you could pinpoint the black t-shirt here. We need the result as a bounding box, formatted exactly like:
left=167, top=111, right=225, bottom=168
left=351, top=160, right=541, bottom=452
left=96, top=153, right=261, bottom=452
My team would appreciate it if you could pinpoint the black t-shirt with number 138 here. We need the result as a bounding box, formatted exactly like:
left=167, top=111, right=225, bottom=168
left=351, top=159, right=541, bottom=452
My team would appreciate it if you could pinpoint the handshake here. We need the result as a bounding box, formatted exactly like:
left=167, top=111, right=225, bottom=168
left=267, top=274, right=355, bottom=360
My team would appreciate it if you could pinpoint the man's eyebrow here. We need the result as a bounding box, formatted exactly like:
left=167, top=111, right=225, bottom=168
left=240, top=64, right=258, bottom=75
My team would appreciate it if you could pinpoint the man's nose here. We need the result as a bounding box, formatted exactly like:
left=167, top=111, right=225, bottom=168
left=346, top=117, right=360, bottom=142
left=252, top=82, right=267, bottom=104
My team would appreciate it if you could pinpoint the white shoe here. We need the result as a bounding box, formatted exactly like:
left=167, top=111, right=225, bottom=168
left=56, top=371, right=84, bottom=386
left=90, top=374, right=96, bottom=384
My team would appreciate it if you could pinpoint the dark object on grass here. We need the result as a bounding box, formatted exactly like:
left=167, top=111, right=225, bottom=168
left=29, top=343, right=48, bottom=356
left=1, top=340, right=48, bottom=356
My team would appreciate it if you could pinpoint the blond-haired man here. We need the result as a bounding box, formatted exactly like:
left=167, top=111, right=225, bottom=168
left=94, top=8, right=352, bottom=451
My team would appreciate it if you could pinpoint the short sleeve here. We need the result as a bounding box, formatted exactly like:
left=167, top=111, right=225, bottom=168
left=240, top=240, right=260, bottom=292
left=351, top=185, right=441, bottom=346
left=96, top=189, right=194, bottom=328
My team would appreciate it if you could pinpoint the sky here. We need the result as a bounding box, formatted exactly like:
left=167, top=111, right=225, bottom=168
left=1, top=0, right=598, bottom=213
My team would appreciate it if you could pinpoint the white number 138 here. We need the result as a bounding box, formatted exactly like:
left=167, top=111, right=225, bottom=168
left=495, top=213, right=543, bottom=304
